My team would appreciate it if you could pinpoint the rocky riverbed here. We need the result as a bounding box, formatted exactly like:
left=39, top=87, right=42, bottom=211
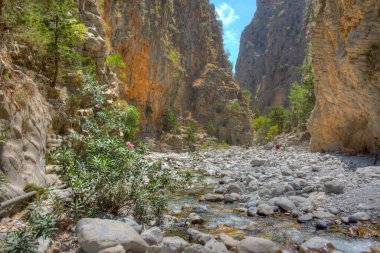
left=144, top=145, right=380, bottom=253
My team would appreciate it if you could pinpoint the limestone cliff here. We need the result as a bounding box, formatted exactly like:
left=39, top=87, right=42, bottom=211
left=100, top=0, right=252, bottom=144
left=235, top=0, right=307, bottom=112
left=308, top=0, right=380, bottom=153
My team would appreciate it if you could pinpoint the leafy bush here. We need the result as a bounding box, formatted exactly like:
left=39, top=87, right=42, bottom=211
left=1, top=202, right=57, bottom=253
left=227, top=101, right=242, bottom=112
left=266, top=125, right=279, bottom=141
left=252, top=116, right=271, bottom=144
left=106, top=53, right=127, bottom=78
left=185, top=120, right=197, bottom=143
left=163, top=108, right=179, bottom=133
left=241, top=89, right=252, bottom=105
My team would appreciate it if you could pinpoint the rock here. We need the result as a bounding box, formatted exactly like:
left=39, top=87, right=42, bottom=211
left=205, top=239, right=228, bottom=253
left=237, top=237, right=281, bottom=253
left=356, top=167, right=380, bottom=179
left=281, top=166, right=293, bottom=176
left=257, top=204, right=274, bottom=216
left=316, top=220, right=328, bottom=230
left=298, top=214, right=313, bottom=223
left=225, top=183, right=244, bottom=194
left=187, top=228, right=215, bottom=245
left=219, top=233, right=238, bottom=249
left=188, top=213, right=205, bottom=225
left=300, top=237, right=335, bottom=252
left=184, top=244, right=214, bottom=253
left=204, top=194, right=224, bottom=202
left=273, top=197, right=296, bottom=212
left=312, top=211, right=335, bottom=219
left=141, top=227, right=163, bottom=246
left=100, top=214, right=143, bottom=233
left=76, top=218, right=148, bottom=253
left=324, top=180, right=344, bottom=194
left=251, top=159, right=267, bottom=167
left=224, top=193, right=239, bottom=203
left=247, top=207, right=258, bottom=217
left=350, top=212, right=370, bottom=221
left=98, top=245, right=126, bottom=253
left=159, top=237, right=190, bottom=253
left=37, top=237, right=52, bottom=253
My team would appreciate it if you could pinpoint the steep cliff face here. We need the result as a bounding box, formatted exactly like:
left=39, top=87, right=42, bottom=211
left=235, top=0, right=307, bottom=112
left=100, top=0, right=252, bottom=144
left=308, top=0, right=380, bottom=153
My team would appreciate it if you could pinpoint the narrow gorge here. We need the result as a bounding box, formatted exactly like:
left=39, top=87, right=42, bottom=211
left=0, top=0, right=379, bottom=252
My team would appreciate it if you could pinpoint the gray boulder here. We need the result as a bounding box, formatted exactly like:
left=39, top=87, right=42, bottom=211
left=225, top=182, right=244, bottom=194
left=237, top=237, right=281, bottom=253
left=184, top=244, right=214, bottom=253
left=160, top=237, right=190, bottom=253
left=251, top=159, right=267, bottom=167
left=257, top=204, right=274, bottom=216
left=141, top=227, right=163, bottom=246
left=76, top=218, right=148, bottom=253
left=300, top=237, right=335, bottom=252
left=273, top=197, right=296, bottom=212
left=205, top=239, right=228, bottom=253
left=324, top=180, right=344, bottom=194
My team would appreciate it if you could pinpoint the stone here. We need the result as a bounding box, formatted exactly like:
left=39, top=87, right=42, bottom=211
left=300, top=237, right=335, bottom=252
left=205, top=239, right=228, bottom=253
left=219, top=233, right=238, bottom=249
left=273, top=197, right=296, bottom=212
left=247, top=207, right=258, bottom=217
left=188, top=213, right=205, bottom=225
left=324, top=180, right=344, bottom=194
left=315, top=220, right=328, bottom=230
left=251, top=159, right=267, bottom=167
left=312, top=211, right=335, bottom=219
left=184, top=244, right=214, bottom=253
left=141, top=227, right=163, bottom=246
left=100, top=214, right=143, bottom=233
left=298, top=214, right=313, bottom=223
left=204, top=194, right=224, bottom=202
left=224, top=193, right=239, bottom=203
left=257, top=204, right=274, bottom=216
left=225, top=183, right=244, bottom=194
left=159, top=237, right=190, bottom=253
left=98, top=245, right=126, bottom=253
left=76, top=218, right=148, bottom=253
left=237, top=237, right=281, bottom=253
left=187, top=228, right=215, bottom=245
left=350, top=212, right=370, bottom=221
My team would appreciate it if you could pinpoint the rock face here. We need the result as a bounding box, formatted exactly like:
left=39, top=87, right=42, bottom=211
left=308, top=0, right=380, bottom=153
left=101, top=0, right=252, bottom=143
left=235, top=0, right=307, bottom=112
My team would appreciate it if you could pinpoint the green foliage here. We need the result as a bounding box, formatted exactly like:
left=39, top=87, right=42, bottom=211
left=266, top=125, right=279, bottom=141
left=288, top=61, right=316, bottom=130
left=0, top=171, right=6, bottom=194
left=185, top=120, right=197, bottom=143
left=163, top=108, right=179, bottom=133
left=106, top=53, right=127, bottom=78
left=241, top=89, right=252, bottom=105
left=52, top=78, right=186, bottom=223
left=1, top=202, right=57, bottom=253
left=252, top=116, right=271, bottom=144
left=268, top=106, right=289, bottom=134
left=168, top=49, right=180, bottom=66
left=227, top=101, right=242, bottom=112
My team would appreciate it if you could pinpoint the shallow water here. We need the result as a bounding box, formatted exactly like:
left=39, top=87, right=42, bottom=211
left=166, top=179, right=380, bottom=253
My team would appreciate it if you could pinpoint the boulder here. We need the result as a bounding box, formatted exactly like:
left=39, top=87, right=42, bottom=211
left=76, top=218, right=148, bottom=253
left=141, top=227, right=163, bottom=246
left=205, top=239, right=228, bottom=253
left=257, top=204, right=274, bottom=216
left=219, top=233, right=238, bottom=249
left=98, top=245, right=126, bottom=253
left=159, top=237, right=190, bottom=253
left=184, top=244, right=214, bottom=253
left=237, top=237, right=281, bottom=253
left=204, top=193, right=225, bottom=202
left=251, top=159, right=267, bottom=167
left=300, top=237, right=335, bottom=252
left=273, top=197, right=296, bottom=212
left=225, top=182, right=244, bottom=194
left=324, top=180, right=344, bottom=194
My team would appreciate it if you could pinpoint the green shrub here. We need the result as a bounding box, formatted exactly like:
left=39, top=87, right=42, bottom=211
left=241, top=89, right=252, bottom=105
left=266, top=125, right=279, bottom=141
left=106, top=53, right=127, bottom=78
left=1, top=202, right=57, bottom=253
left=227, top=101, right=242, bottom=112
left=185, top=120, right=197, bottom=143
left=163, top=108, right=179, bottom=133
left=252, top=116, right=271, bottom=144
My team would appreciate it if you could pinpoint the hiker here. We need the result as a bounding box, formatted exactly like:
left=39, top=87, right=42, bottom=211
left=275, top=143, right=281, bottom=151
left=374, top=137, right=380, bottom=165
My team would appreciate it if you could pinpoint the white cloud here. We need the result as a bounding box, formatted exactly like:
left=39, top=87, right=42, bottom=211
left=224, top=30, right=239, bottom=47
left=216, top=3, right=240, bottom=27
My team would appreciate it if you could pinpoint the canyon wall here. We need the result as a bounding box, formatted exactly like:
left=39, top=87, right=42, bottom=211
left=101, top=0, right=252, bottom=143
left=308, top=0, right=380, bottom=153
left=235, top=0, right=307, bottom=113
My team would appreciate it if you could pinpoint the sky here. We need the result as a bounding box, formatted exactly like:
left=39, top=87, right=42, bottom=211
left=210, top=0, right=257, bottom=70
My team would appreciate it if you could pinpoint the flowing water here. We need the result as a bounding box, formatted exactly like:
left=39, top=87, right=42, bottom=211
left=165, top=176, right=380, bottom=253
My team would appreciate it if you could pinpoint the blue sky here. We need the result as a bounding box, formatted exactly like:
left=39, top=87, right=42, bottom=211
left=210, top=0, right=257, bottom=70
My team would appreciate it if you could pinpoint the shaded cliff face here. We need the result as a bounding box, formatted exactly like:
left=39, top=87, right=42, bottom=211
left=308, top=0, right=380, bottom=153
left=100, top=0, right=252, bottom=143
left=235, top=0, right=307, bottom=112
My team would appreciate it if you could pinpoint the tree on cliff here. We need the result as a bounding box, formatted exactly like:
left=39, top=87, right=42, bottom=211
left=28, top=0, right=87, bottom=87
